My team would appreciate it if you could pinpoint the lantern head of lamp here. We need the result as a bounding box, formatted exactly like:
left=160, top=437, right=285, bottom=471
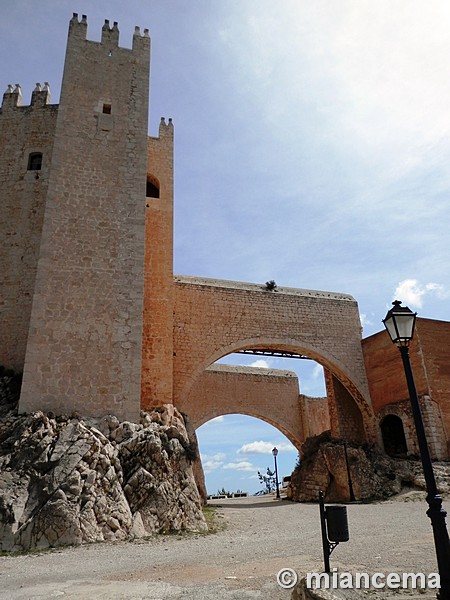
left=382, top=300, right=417, bottom=347
left=272, top=447, right=278, bottom=457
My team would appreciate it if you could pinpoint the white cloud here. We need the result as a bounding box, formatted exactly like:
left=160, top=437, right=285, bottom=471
left=203, top=460, right=223, bottom=474
left=237, top=441, right=297, bottom=455
left=203, top=452, right=226, bottom=462
left=360, top=313, right=373, bottom=327
left=393, top=279, right=449, bottom=309
left=222, top=461, right=255, bottom=472
left=249, top=359, right=270, bottom=369
left=311, top=363, right=323, bottom=380
left=201, top=452, right=226, bottom=474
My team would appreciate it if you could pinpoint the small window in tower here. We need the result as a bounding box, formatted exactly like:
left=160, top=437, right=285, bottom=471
left=146, top=175, right=160, bottom=198
left=28, top=152, right=42, bottom=171
left=102, top=103, right=112, bottom=114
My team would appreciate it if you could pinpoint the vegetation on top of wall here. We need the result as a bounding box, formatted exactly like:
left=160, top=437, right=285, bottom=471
left=264, top=280, right=277, bottom=291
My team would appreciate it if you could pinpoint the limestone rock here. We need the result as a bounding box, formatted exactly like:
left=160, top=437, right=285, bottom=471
left=0, top=374, right=206, bottom=551
left=288, top=432, right=450, bottom=503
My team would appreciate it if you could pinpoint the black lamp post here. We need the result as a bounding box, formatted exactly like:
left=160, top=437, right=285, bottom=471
left=383, top=300, right=450, bottom=599
left=272, top=447, right=280, bottom=499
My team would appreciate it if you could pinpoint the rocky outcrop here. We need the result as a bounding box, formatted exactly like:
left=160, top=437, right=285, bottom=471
left=0, top=374, right=207, bottom=551
left=288, top=431, right=450, bottom=502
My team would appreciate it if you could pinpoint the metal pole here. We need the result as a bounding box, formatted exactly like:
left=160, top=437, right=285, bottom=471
left=274, top=453, right=280, bottom=499
left=343, top=442, right=356, bottom=502
left=399, top=345, right=450, bottom=599
left=319, top=491, right=330, bottom=573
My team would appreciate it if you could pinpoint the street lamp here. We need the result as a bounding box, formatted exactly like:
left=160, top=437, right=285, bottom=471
left=383, top=300, right=450, bottom=599
left=272, top=447, right=280, bottom=499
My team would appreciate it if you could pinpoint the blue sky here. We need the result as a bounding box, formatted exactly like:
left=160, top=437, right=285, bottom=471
left=3, top=1, right=449, bottom=494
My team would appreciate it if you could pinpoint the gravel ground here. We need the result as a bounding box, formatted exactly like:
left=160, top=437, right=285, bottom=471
left=0, top=491, right=444, bottom=599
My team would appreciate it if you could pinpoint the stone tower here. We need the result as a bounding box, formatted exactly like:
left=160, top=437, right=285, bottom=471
left=14, top=15, right=150, bottom=421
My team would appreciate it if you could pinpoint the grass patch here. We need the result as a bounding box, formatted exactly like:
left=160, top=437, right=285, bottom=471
left=202, top=504, right=226, bottom=534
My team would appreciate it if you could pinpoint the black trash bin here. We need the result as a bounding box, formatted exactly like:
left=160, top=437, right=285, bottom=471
left=326, top=505, right=349, bottom=542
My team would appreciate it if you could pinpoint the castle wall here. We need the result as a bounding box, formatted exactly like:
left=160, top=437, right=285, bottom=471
left=19, top=15, right=150, bottom=421
left=141, top=120, right=174, bottom=409
left=5, top=15, right=449, bottom=458
left=0, top=87, right=58, bottom=371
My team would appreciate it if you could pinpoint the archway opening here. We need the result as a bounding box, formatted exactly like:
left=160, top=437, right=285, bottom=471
left=215, top=351, right=326, bottom=397
left=196, top=414, right=300, bottom=497
left=380, top=414, right=407, bottom=457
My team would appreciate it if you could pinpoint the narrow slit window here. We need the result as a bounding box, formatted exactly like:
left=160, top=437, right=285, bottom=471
left=28, top=152, right=42, bottom=171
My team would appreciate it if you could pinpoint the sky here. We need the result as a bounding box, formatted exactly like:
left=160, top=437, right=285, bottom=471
left=2, top=1, right=449, bottom=494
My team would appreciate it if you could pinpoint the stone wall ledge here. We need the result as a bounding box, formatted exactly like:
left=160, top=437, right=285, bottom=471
left=174, top=274, right=355, bottom=302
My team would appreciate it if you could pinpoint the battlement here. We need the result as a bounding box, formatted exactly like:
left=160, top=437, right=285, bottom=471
left=1, top=82, right=53, bottom=113
left=69, top=13, right=150, bottom=52
left=159, top=116, right=174, bottom=137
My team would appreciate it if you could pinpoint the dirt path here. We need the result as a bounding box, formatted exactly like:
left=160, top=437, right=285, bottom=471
left=0, top=492, right=443, bottom=599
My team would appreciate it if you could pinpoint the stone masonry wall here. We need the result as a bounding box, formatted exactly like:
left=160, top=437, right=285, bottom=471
left=0, top=87, right=57, bottom=372
left=19, top=16, right=150, bottom=421
left=300, top=394, right=330, bottom=440
left=377, top=396, right=447, bottom=460
left=141, top=119, right=174, bottom=410
left=416, top=318, right=450, bottom=455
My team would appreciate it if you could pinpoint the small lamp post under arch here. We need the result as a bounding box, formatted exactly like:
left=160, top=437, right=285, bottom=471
left=383, top=300, right=450, bottom=599
left=272, top=447, right=280, bottom=499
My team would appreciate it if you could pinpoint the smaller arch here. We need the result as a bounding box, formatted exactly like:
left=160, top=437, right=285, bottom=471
left=146, top=174, right=160, bottom=198
left=380, top=414, right=407, bottom=457
left=27, top=152, right=42, bottom=171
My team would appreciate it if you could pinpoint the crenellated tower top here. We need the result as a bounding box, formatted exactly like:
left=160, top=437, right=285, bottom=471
left=68, top=12, right=150, bottom=53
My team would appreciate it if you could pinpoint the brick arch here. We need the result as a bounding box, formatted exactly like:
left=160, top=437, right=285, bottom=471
left=173, top=277, right=377, bottom=443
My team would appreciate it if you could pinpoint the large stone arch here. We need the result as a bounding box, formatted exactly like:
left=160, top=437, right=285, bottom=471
left=173, top=276, right=377, bottom=443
